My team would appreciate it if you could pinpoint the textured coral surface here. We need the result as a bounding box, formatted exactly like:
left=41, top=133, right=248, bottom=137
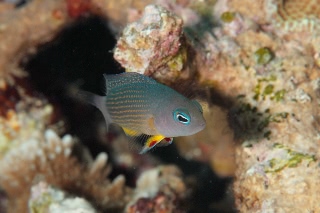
left=112, top=0, right=320, bottom=212
left=2, top=0, right=320, bottom=212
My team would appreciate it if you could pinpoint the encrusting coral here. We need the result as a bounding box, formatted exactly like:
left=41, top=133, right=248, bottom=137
left=110, top=0, right=320, bottom=211
left=193, top=0, right=320, bottom=212
left=126, top=166, right=187, bottom=213
left=113, top=4, right=187, bottom=81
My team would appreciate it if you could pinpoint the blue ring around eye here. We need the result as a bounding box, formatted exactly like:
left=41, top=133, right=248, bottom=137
left=173, top=108, right=191, bottom=125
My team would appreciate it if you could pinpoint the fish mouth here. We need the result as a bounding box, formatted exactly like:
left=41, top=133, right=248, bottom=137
left=188, top=122, right=206, bottom=135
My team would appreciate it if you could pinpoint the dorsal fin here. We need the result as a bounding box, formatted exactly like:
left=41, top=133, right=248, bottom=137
left=103, top=72, right=156, bottom=93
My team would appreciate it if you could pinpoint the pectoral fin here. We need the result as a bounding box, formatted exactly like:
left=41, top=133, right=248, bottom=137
left=123, top=128, right=141, bottom=137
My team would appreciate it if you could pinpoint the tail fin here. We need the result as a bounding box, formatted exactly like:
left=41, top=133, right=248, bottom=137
left=76, top=90, right=112, bottom=130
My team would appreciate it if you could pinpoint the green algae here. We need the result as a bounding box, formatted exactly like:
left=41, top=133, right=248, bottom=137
left=230, top=100, right=272, bottom=140
left=265, top=143, right=316, bottom=173
left=167, top=46, right=187, bottom=73
left=254, top=47, right=274, bottom=65
left=263, top=84, right=274, bottom=95
left=220, top=12, right=235, bottom=23
left=191, top=0, right=217, bottom=17
left=29, top=192, right=54, bottom=213
left=231, top=98, right=291, bottom=142
left=272, top=89, right=286, bottom=101
left=253, top=75, right=286, bottom=102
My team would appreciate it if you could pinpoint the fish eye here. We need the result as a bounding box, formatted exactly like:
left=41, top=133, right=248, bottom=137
left=173, top=109, right=191, bottom=125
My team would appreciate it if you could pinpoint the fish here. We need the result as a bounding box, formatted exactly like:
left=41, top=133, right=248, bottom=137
left=78, top=72, right=206, bottom=154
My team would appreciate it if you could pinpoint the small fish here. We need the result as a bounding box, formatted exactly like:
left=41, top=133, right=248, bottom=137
left=78, top=72, right=206, bottom=154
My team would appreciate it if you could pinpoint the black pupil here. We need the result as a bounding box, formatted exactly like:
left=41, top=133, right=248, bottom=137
left=178, top=114, right=188, bottom=123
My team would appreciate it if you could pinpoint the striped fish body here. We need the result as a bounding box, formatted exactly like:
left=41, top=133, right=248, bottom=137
left=105, top=73, right=167, bottom=136
left=77, top=72, right=206, bottom=153
left=104, top=72, right=205, bottom=138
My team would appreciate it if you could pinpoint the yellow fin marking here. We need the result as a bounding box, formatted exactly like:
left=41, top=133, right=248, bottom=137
left=123, top=128, right=140, bottom=136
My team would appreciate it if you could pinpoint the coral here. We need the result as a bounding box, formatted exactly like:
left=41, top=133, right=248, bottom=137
left=113, top=4, right=187, bottom=80
left=253, top=47, right=274, bottom=65
left=0, top=2, right=14, bottom=13
left=0, top=0, right=205, bottom=213
left=174, top=105, right=236, bottom=177
left=0, top=89, right=54, bottom=159
left=126, top=165, right=187, bottom=213
left=29, top=181, right=96, bottom=213
left=0, top=0, right=68, bottom=81
left=155, top=0, right=201, bottom=27
left=229, top=0, right=320, bottom=45
left=275, top=0, right=320, bottom=20
left=228, top=0, right=268, bottom=25
left=5, top=0, right=320, bottom=212
left=185, top=0, right=320, bottom=212
left=66, top=0, right=91, bottom=18
left=0, top=128, right=130, bottom=212
left=91, top=0, right=153, bottom=28
left=266, top=0, right=320, bottom=32
left=109, top=0, right=320, bottom=212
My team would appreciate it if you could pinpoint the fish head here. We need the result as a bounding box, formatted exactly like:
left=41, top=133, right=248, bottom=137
left=154, top=98, right=206, bottom=137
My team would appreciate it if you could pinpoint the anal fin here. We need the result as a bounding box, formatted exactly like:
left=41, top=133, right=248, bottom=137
left=157, top=137, right=173, bottom=147
left=139, top=135, right=172, bottom=154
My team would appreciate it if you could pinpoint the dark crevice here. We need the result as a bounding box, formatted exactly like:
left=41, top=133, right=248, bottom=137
left=23, top=15, right=123, bottom=95
left=22, top=15, right=123, bottom=162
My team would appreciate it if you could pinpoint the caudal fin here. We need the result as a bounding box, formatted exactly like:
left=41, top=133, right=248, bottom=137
left=76, top=90, right=112, bottom=129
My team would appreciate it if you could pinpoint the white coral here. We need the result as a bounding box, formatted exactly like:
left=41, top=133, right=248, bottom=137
left=29, top=181, right=97, bottom=213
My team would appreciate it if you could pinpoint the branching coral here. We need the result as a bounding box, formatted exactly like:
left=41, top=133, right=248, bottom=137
left=0, top=69, right=129, bottom=212
left=29, top=181, right=96, bottom=213
left=0, top=128, right=130, bottom=212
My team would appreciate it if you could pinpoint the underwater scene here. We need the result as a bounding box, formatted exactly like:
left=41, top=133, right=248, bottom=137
left=0, top=0, right=319, bottom=212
